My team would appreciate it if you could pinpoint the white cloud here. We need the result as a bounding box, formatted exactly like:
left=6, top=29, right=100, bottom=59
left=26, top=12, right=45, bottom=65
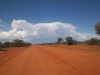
left=0, top=20, right=99, bottom=43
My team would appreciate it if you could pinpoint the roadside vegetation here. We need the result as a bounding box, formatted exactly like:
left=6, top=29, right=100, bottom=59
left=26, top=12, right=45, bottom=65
left=37, top=36, right=100, bottom=46
left=37, top=22, right=100, bottom=46
left=0, top=39, right=31, bottom=51
left=0, top=22, right=100, bottom=48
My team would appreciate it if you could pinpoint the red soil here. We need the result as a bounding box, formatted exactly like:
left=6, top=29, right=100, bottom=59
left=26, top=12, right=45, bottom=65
left=0, top=47, right=29, bottom=65
left=0, top=45, right=100, bottom=75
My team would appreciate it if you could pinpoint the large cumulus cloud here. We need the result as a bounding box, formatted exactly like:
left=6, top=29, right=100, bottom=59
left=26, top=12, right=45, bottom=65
left=0, top=20, right=99, bottom=43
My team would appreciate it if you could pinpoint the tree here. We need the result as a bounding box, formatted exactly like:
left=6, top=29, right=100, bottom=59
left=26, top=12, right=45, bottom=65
left=57, top=37, right=63, bottom=44
left=65, top=36, right=73, bottom=45
left=0, top=42, right=3, bottom=47
left=0, top=42, right=3, bottom=50
left=95, top=22, right=100, bottom=36
left=23, top=42, right=32, bottom=46
left=73, top=40, right=78, bottom=45
left=88, top=38, right=99, bottom=45
left=12, top=39, right=24, bottom=47
left=4, top=42, right=10, bottom=49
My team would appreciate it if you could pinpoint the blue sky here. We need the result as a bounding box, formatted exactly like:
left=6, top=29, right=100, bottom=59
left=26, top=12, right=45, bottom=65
left=0, top=0, right=100, bottom=43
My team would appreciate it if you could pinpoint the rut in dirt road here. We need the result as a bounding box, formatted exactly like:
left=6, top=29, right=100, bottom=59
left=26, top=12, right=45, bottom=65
left=0, top=46, right=68, bottom=75
left=0, top=45, right=100, bottom=75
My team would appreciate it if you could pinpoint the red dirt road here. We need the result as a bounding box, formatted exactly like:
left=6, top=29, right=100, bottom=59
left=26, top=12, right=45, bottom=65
left=0, top=45, right=100, bottom=75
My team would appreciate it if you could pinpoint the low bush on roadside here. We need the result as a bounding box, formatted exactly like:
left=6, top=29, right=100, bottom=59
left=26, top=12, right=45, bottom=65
left=0, top=39, right=32, bottom=51
left=86, top=38, right=99, bottom=45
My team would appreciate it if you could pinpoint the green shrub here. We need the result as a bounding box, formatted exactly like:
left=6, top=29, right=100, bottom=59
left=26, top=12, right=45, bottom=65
left=65, top=36, right=73, bottom=45
left=88, top=38, right=99, bottom=45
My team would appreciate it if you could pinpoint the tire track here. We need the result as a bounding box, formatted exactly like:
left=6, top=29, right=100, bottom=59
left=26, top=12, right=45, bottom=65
left=36, top=46, right=86, bottom=75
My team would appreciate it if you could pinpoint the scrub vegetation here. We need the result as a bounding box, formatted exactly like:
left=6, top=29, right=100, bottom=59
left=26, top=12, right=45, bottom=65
left=0, top=39, right=31, bottom=51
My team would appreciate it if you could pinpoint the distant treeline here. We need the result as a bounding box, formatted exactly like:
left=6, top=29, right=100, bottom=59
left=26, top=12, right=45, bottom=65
left=37, top=36, right=100, bottom=46
left=0, top=39, right=31, bottom=51
left=37, top=21, right=100, bottom=46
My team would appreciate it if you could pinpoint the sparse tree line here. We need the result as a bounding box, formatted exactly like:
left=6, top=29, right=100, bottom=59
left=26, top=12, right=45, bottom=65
left=0, top=22, right=100, bottom=49
left=37, top=36, right=100, bottom=46
left=0, top=39, right=31, bottom=51
left=56, top=37, right=78, bottom=45
left=37, top=22, right=100, bottom=46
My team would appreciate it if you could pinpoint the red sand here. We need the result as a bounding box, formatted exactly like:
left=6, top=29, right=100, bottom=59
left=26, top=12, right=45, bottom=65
left=0, top=45, right=100, bottom=75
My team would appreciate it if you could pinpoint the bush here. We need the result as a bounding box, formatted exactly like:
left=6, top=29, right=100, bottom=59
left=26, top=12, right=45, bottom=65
left=0, top=39, right=31, bottom=50
left=88, top=38, right=99, bottom=45
left=65, top=36, right=73, bottom=45
left=57, top=37, right=63, bottom=44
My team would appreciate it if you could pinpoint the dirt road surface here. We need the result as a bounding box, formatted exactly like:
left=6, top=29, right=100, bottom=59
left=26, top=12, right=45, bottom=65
left=0, top=45, right=100, bottom=75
